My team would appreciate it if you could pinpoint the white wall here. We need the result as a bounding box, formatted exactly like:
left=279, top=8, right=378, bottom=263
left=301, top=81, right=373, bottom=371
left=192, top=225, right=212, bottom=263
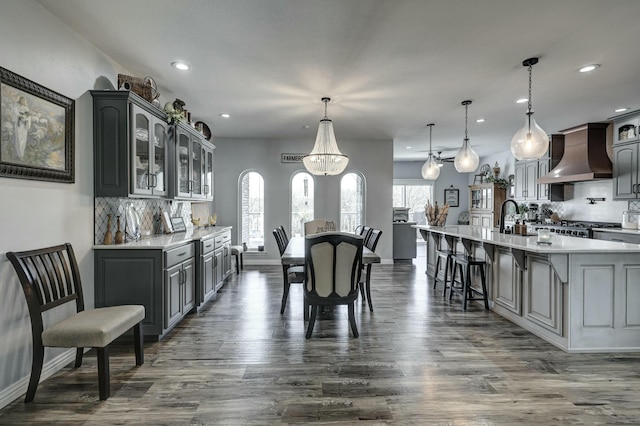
left=213, top=137, right=394, bottom=262
left=0, top=0, right=125, bottom=408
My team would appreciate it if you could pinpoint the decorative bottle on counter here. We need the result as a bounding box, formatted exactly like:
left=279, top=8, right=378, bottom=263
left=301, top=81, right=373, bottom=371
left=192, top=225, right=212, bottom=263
left=114, top=215, right=124, bottom=244
left=103, top=214, right=113, bottom=245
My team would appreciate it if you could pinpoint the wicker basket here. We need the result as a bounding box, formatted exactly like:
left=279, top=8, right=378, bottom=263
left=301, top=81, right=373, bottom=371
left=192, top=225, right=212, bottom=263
left=117, top=74, right=153, bottom=102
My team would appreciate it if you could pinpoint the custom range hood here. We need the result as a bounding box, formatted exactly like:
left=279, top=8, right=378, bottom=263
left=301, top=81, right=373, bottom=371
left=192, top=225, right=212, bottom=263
left=537, top=122, right=612, bottom=184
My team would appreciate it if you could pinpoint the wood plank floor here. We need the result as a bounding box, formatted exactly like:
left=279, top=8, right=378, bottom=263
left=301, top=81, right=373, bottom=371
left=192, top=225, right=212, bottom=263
left=2, top=259, right=640, bottom=424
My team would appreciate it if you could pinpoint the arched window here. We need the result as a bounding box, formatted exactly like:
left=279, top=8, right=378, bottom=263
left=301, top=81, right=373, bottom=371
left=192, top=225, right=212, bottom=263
left=240, top=171, right=264, bottom=250
left=340, top=172, right=365, bottom=232
left=291, top=171, right=314, bottom=237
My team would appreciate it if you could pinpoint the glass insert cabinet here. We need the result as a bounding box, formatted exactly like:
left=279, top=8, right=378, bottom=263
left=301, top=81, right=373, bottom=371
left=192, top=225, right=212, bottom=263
left=469, top=183, right=506, bottom=228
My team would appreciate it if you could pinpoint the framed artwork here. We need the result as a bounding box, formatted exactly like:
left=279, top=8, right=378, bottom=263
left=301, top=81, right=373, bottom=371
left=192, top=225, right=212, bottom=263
left=0, top=67, right=75, bottom=183
left=444, top=186, right=459, bottom=207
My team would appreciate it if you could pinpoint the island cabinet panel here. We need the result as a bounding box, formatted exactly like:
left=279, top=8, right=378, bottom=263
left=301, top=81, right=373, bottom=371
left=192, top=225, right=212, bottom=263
left=524, top=254, right=563, bottom=336
left=493, top=247, right=522, bottom=315
left=569, top=254, right=640, bottom=351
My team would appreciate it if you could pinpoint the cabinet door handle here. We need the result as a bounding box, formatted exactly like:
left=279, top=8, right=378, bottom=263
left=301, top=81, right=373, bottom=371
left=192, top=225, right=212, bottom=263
left=634, top=184, right=639, bottom=194
left=203, top=184, right=209, bottom=195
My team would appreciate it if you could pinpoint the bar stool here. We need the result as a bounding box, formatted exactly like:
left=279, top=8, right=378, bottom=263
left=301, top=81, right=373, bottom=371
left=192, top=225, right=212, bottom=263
left=230, top=245, right=244, bottom=274
left=449, top=253, right=489, bottom=310
left=434, top=249, right=455, bottom=297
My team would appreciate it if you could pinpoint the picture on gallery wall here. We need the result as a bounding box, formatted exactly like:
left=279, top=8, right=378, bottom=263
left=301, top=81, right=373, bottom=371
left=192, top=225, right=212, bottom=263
left=0, top=66, right=74, bottom=183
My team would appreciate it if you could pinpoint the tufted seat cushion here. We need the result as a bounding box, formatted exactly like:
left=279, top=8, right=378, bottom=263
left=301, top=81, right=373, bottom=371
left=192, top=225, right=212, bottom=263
left=42, top=305, right=145, bottom=348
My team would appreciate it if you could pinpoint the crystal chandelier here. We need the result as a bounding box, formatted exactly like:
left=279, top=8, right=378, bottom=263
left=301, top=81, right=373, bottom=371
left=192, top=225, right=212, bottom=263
left=421, top=123, right=440, bottom=180
left=511, top=57, right=549, bottom=160
left=454, top=100, right=479, bottom=173
left=303, top=97, right=349, bottom=176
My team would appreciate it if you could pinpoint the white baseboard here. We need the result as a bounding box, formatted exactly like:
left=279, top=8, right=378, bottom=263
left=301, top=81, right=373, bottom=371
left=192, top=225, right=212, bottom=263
left=0, top=348, right=75, bottom=409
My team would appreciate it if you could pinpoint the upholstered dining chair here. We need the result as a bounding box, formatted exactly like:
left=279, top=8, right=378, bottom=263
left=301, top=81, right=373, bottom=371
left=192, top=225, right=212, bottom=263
left=304, top=220, right=336, bottom=235
left=273, top=229, right=305, bottom=315
left=6, top=243, right=145, bottom=402
left=304, top=232, right=363, bottom=338
left=359, top=228, right=383, bottom=312
left=354, top=225, right=364, bottom=235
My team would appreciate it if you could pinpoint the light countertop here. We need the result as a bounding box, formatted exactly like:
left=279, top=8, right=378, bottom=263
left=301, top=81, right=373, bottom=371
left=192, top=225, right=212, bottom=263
left=93, top=225, right=233, bottom=250
left=413, top=224, right=640, bottom=254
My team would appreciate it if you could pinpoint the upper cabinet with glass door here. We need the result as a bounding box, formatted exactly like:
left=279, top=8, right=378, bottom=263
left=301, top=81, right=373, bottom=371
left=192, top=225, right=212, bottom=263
left=131, top=104, right=168, bottom=196
left=172, top=123, right=214, bottom=200
left=92, top=90, right=169, bottom=198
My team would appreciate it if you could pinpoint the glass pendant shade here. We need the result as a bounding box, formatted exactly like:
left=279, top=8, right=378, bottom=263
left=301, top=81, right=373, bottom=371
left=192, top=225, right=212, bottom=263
left=454, top=138, right=479, bottom=173
left=511, top=57, right=549, bottom=160
left=421, top=154, right=440, bottom=179
left=511, top=113, right=549, bottom=160
left=303, top=98, right=349, bottom=176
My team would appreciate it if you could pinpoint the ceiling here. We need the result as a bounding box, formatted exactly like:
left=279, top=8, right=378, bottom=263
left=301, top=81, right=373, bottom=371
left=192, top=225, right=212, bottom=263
left=38, top=0, right=640, bottom=162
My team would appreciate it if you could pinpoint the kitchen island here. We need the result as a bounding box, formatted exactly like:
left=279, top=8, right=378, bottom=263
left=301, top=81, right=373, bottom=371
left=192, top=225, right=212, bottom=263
left=415, top=224, right=640, bottom=353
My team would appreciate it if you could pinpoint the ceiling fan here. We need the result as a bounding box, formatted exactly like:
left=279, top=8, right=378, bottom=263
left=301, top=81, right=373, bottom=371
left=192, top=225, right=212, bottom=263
left=434, top=151, right=455, bottom=167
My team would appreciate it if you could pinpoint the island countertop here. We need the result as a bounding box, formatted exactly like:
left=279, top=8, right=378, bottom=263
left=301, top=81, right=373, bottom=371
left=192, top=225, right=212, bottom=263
left=413, top=224, right=640, bottom=253
left=93, top=225, right=233, bottom=250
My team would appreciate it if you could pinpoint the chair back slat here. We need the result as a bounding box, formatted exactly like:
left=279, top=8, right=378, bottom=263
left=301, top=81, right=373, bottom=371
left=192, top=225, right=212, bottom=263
left=278, top=225, right=289, bottom=246
left=7, top=243, right=84, bottom=315
left=273, top=229, right=287, bottom=256
left=365, top=229, right=383, bottom=252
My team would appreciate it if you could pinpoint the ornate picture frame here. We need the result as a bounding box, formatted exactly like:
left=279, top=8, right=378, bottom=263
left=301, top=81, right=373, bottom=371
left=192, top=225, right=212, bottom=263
left=444, top=186, right=459, bottom=207
left=0, top=67, right=75, bottom=183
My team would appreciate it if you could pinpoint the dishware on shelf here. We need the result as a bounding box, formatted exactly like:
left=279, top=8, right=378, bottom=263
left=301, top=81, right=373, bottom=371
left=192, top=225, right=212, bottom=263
left=124, top=202, right=141, bottom=241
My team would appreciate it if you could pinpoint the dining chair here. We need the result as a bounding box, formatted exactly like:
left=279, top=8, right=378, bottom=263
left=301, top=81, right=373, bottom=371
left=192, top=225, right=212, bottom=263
left=273, top=229, right=305, bottom=315
left=6, top=243, right=145, bottom=402
left=361, top=226, right=373, bottom=243
left=359, top=229, right=383, bottom=312
left=304, top=219, right=336, bottom=235
left=304, top=232, right=363, bottom=338
left=354, top=225, right=364, bottom=235
left=278, top=225, right=289, bottom=245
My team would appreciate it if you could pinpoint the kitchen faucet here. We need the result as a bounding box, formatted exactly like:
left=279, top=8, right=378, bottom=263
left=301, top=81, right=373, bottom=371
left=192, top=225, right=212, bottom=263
left=499, top=199, right=520, bottom=234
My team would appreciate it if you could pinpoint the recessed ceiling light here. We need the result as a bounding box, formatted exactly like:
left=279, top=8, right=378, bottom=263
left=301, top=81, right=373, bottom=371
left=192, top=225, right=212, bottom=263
left=171, top=61, right=190, bottom=71
left=516, top=98, right=528, bottom=104
left=579, top=64, right=600, bottom=73
left=405, top=146, right=412, bottom=149
left=476, top=118, right=486, bottom=123
left=219, top=113, right=231, bottom=118
left=303, top=125, right=310, bottom=129
left=615, top=107, right=629, bottom=113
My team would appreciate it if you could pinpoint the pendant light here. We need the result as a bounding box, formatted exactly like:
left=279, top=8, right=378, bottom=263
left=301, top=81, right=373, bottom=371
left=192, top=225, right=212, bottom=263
left=303, top=97, right=349, bottom=176
left=511, top=57, right=549, bottom=160
left=454, top=100, right=479, bottom=173
left=421, top=123, right=440, bottom=180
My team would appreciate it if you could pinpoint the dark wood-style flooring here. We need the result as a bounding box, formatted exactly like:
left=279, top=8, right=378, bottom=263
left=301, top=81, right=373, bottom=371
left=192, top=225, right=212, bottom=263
left=2, top=252, right=640, bottom=424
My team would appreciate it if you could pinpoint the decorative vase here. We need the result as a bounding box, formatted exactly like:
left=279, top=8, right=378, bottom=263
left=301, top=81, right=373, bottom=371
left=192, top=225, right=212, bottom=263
left=115, top=215, right=124, bottom=244
left=493, top=162, right=501, bottom=178
left=103, top=214, right=113, bottom=245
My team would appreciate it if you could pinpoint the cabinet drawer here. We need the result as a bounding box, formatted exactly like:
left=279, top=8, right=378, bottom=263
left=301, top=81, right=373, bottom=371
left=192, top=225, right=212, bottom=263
left=165, top=243, right=194, bottom=268
left=593, top=231, right=640, bottom=244
left=214, top=232, right=231, bottom=248
left=201, top=238, right=215, bottom=255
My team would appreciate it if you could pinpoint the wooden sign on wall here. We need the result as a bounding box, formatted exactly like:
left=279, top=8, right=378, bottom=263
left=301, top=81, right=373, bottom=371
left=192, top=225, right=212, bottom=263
left=281, top=153, right=306, bottom=163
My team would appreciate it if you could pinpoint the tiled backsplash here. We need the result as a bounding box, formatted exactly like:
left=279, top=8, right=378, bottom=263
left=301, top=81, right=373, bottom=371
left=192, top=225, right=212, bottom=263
left=523, top=180, right=633, bottom=223
left=94, top=198, right=206, bottom=244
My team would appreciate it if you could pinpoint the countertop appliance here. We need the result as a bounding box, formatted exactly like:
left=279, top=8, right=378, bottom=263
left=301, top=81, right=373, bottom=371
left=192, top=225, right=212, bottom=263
left=529, top=220, right=621, bottom=239
left=393, top=207, right=410, bottom=222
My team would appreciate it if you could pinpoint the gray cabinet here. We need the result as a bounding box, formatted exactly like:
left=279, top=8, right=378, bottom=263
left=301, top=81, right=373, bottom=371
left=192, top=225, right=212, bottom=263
left=393, top=222, right=417, bottom=262
left=164, top=244, right=195, bottom=330
left=92, top=90, right=168, bottom=198
left=469, top=183, right=506, bottom=228
left=613, top=143, right=639, bottom=199
left=514, top=160, right=538, bottom=200
left=172, top=124, right=214, bottom=200
left=94, top=242, right=195, bottom=340
left=613, top=110, right=640, bottom=199
left=198, top=236, right=217, bottom=309
left=215, top=230, right=232, bottom=280
left=593, top=230, right=640, bottom=244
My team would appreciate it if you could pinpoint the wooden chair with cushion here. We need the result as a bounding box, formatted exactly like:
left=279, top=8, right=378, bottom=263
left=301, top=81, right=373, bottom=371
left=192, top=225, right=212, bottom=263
left=230, top=244, right=244, bottom=273
left=273, top=229, right=306, bottom=316
left=6, top=243, right=145, bottom=402
left=359, top=228, right=383, bottom=312
left=304, top=219, right=335, bottom=235
left=304, top=232, right=363, bottom=338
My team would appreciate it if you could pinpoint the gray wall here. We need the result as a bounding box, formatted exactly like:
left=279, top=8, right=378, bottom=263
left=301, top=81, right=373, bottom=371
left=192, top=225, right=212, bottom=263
left=393, top=161, right=472, bottom=224
left=213, top=137, right=394, bottom=263
left=0, top=0, right=129, bottom=408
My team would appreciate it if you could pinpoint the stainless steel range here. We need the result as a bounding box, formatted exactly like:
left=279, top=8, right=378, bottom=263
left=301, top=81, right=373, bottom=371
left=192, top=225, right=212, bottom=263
left=529, top=220, right=621, bottom=239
